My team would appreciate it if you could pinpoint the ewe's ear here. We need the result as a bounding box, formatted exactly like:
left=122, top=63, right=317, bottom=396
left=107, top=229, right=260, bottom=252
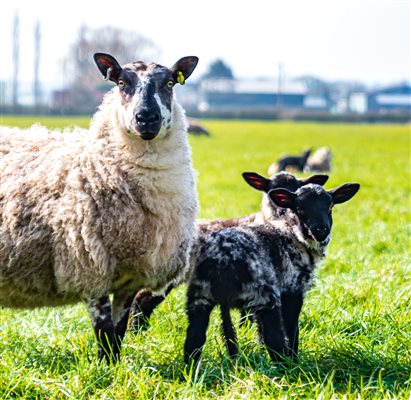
left=170, top=56, right=199, bottom=85
left=94, top=53, right=122, bottom=83
left=300, top=174, right=329, bottom=186
left=329, top=183, right=360, bottom=204
left=268, top=188, right=296, bottom=208
left=242, top=172, right=270, bottom=192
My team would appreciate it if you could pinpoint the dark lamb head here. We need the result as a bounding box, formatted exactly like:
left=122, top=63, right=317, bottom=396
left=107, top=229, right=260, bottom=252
left=268, top=182, right=360, bottom=244
left=242, top=171, right=329, bottom=194
left=94, top=53, right=198, bottom=140
left=242, top=171, right=329, bottom=218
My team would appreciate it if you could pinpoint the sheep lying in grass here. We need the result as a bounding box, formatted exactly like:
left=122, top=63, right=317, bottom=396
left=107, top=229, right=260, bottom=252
left=132, top=172, right=329, bottom=330
left=0, top=52, right=199, bottom=362
left=268, top=148, right=312, bottom=175
left=184, top=178, right=360, bottom=364
left=187, top=120, right=210, bottom=136
left=305, top=146, right=332, bottom=172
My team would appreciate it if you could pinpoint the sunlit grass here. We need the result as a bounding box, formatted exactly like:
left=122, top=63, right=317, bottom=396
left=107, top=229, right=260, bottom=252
left=0, top=116, right=410, bottom=399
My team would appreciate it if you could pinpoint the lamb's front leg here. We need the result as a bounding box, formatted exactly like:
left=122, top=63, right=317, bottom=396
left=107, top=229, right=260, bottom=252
left=184, top=304, right=214, bottom=364
left=281, top=291, right=303, bottom=358
left=254, top=306, right=288, bottom=362
left=85, top=295, right=117, bottom=363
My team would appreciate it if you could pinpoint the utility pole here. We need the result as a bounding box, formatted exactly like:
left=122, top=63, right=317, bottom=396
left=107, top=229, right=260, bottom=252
left=33, top=20, right=41, bottom=112
left=277, top=63, right=285, bottom=117
left=12, top=11, right=20, bottom=113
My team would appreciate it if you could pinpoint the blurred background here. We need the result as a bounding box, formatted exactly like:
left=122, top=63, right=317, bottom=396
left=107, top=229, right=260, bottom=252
left=0, top=0, right=410, bottom=122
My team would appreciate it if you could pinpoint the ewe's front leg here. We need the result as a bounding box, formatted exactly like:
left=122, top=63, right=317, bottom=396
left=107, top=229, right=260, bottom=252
left=112, top=291, right=136, bottom=342
left=85, top=295, right=117, bottom=363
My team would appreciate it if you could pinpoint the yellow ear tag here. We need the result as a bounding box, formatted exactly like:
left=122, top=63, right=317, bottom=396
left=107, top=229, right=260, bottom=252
left=177, top=71, right=185, bottom=85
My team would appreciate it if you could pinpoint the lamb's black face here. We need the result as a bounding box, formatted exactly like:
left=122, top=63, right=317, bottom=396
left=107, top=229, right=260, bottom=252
left=94, top=53, right=199, bottom=141
left=293, top=186, right=333, bottom=243
left=269, top=182, right=360, bottom=245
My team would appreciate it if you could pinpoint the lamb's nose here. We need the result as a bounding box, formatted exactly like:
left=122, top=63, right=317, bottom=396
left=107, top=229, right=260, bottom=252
left=313, top=225, right=330, bottom=241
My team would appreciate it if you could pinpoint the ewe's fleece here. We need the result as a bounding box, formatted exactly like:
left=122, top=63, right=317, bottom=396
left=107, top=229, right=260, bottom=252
left=0, top=90, right=198, bottom=308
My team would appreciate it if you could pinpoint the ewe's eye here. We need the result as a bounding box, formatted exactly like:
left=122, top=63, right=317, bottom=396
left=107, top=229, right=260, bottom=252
left=118, top=80, right=126, bottom=89
left=167, top=80, right=174, bottom=89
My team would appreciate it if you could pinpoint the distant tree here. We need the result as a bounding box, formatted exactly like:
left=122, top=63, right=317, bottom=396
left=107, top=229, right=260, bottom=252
left=61, top=25, right=160, bottom=114
left=203, top=59, right=234, bottom=79
left=297, top=76, right=331, bottom=98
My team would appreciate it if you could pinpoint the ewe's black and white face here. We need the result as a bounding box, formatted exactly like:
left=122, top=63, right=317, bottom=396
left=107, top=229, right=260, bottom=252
left=94, top=53, right=198, bottom=140
left=269, top=183, right=360, bottom=244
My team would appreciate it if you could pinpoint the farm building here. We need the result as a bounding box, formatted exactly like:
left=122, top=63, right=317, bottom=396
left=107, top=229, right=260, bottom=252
left=367, top=84, right=411, bottom=113
left=196, top=78, right=306, bottom=113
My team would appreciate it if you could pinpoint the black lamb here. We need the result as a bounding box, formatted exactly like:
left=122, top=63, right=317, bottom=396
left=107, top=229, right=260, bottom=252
left=184, top=180, right=360, bottom=364
left=132, top=172, right=329, bottom=331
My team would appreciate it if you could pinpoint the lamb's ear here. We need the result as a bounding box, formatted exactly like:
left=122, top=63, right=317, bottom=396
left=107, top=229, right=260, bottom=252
left=300, top=174, right=329, bottom=186
left=170, top=56, right=199, bottom=85
left=328, top=183, right=360, bottom=204
left=242, top=172, right=270, bottom=192
left=94, top=53, right=122, bottom=83
left=268, top=188, right=296, bottom=208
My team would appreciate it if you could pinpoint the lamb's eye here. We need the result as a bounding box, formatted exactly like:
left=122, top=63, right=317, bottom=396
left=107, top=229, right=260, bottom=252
left=118, top=80, right=126, bottom=89
left=167, top=80, right=174, bottom=89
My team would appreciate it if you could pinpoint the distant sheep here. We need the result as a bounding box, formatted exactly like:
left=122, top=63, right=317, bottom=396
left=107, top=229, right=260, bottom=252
left=305, top=146, right=332, bottom=172
left=132, top=172, right=329, bottom=331
left=268, top=148, right=312, bottom=176
left=0, top=52, right=199, bottom=362
left=184, top=179, right=360, bottom=363
left=188, top=120, right=210, bottom=136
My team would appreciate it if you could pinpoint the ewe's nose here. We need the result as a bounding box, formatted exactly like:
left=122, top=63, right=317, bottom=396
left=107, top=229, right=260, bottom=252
left=136, top=111, right=160, bottom=127
left=135, top=110, right=161, bottom=140
left=312, top=225, right=330, bottom=242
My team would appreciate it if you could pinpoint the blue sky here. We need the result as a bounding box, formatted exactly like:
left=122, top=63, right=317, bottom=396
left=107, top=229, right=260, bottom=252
left=0, top=0, right=410, bottom=90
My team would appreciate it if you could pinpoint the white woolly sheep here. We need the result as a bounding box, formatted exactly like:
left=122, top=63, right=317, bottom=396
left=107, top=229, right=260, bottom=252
left=184, top=179, right=360, bottom=364
left=0, top=52, right=199, bottom=362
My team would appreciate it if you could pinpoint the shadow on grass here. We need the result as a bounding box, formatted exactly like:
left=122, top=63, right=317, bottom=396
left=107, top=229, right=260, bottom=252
left=291, top=348, right=410, bottom=393
left=8, top=334, right=410, bottom=396
left=131, top=346, right=410, bottom=395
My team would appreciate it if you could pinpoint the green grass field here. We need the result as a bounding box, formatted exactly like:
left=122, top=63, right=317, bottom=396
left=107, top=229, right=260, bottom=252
left=0, top=116, right=410, bottom=399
